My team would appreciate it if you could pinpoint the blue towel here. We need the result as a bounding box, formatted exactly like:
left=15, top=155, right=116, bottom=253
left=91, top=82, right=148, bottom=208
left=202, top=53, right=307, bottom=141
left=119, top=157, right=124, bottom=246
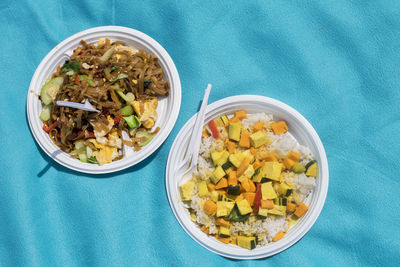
left=0, top=0, right=399, bottom=266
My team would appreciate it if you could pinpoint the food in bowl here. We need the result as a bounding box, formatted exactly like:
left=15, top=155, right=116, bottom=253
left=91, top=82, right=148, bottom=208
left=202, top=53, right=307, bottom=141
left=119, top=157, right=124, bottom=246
left=179, top=110, right=318, bottom=249
left=39, top=38, right=169, bottom=165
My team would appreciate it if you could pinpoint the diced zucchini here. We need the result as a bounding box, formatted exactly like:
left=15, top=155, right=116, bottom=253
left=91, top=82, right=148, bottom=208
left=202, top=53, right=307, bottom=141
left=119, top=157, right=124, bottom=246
left=229, top=152, right=244, bottom=168
left=228, top=122, right=242, bottom=141
left=268, top=205, right=286, bottom=216
left=227, top=185, right=241, bottom=195
left=238, top=165, right=255, bottom=182
left=221, top=161, right=233, bottom=170
left=210, top=190, right=219, bottom=202
left=197, top=181, right=209, bottom=197
left=225, top=201, right=235, bottom=214
left=263, top=162, right=282, bottom=181
left=237, top=236, right=256, bottom=250
left=305, top=160, right=318, bottom=177
left=274, top=198, right=287, bottom=206
left=218, top=226, right=230, bottom=238
left=252, top=168, right=263, bottom=183
left=211, top=166, right=226, bottom=184
left=211, top=150, right=229, bottom=166
left=236, top=199, right=252, bottom=215
left=258, top=208, right=269, bottom=218
left=261, top=182, right=277, bottom=200
left=216, top=201, right=228, bottom=217
left=249, top=131, right=270, bottom=148
left=278, top=183, right=292, bottom=197
left=180, top=181, right=196, bottom=201
left=242, top=149, right=255, bottom=163
left=292, top=163, right=306, bottom=173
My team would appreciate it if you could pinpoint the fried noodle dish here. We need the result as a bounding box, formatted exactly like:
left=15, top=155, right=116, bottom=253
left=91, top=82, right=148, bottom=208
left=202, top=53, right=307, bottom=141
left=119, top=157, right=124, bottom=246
left=39, top=38, right=169, bottom=164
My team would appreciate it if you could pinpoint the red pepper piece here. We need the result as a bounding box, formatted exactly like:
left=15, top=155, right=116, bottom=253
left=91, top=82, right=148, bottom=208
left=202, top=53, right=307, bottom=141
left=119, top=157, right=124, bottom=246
left=208, top=120, right=220, bottom=139
left=253, top=183, right=262, bottom=214
left=114, top=114, right=122, bottom=125
left=75, top=75, right=80, bottom=85
left=87, top=131, right=95, bottom=138
left=43, top=121, right=58, bottom=133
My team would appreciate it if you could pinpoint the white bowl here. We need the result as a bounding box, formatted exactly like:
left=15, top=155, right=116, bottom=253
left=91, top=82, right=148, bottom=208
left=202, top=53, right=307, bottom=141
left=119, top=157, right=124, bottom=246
left=27, top=26, right=181, bottom=174
left=165, top=95, right=329, bottom=259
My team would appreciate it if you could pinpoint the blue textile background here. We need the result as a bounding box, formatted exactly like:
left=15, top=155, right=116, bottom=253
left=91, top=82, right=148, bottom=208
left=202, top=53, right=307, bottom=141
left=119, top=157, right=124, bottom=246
left=0, top=0, right=399, bottom=266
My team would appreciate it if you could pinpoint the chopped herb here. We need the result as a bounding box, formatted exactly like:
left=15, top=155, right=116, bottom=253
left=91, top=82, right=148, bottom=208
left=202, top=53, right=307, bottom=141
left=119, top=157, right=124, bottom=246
left=61, top=61, right=80, bottom=73
left=110, top=65, right=118, bottom=73
left=87, top=156, right=98, bottom=164
left=144, top=80, right=152, bottom=88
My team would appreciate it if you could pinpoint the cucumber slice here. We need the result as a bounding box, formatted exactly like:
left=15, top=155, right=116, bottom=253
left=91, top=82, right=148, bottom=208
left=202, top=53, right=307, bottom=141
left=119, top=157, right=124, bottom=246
left=39, top=104, right=51, bottom=122
left=136, top=131, right=153, bottom=146
left=79, top=75, right=95, bottom=86
left=40, top=77, right=64, bottom=105
left=78, top=153, right=88, bottom=163
left=116, top=90, right=135, bottom=103
left=86, top=146, right=93, bottom=158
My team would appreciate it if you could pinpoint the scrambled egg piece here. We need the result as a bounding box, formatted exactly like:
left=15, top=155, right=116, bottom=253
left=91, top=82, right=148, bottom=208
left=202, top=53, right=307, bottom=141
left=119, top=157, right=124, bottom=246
left=88, top=139, right=119, bottom=165
left=92, top=116, right=114, bottom=138
left=131, top=98, right=158, bottom=129
left=95, top=131, right=122, bottom=149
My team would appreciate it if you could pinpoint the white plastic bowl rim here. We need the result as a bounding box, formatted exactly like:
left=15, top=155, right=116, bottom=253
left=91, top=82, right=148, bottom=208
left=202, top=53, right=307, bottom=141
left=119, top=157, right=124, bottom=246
left=165, top=95, right=329, bottom=259
left=26, top=26, right=181, bottom=174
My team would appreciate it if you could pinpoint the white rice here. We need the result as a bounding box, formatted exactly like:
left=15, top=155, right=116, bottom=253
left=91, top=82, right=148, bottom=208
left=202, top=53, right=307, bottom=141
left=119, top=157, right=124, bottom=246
left=187, top=112, right=316, bottom=246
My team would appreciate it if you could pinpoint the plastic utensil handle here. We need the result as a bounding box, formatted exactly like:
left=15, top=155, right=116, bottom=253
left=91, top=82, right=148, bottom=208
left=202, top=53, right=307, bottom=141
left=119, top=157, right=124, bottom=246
left=181, top=84, right=211, bottom=165
left=56, top=100, right=99, bottom=113
left=189, top=84, right=212, bottom=168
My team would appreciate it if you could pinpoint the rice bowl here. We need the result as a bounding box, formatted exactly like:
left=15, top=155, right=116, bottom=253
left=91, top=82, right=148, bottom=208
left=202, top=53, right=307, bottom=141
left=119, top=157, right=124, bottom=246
left=165, top=95, right=328, bottom=259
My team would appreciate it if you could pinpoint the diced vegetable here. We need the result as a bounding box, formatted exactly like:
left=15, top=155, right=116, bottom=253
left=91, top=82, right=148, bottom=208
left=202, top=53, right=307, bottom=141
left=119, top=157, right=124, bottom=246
left=253, top=183, right=262, bottom=213
left=237, top=236, right=256, bottom=250
left=263, top=161, right=282, bottom=181
left=227, top=185, right=241, bottom=195
left=40, top=77, right=64, bottom=105
left=236, top=199, right=252, bottom=215
left=222, top=161, right=233, bottom=171
left=238, top=131, right=251, bottom=148
left=208, top=120, right=220, bottom=139
left=79, top=75, right=95, bottom=86
left=253, top=121, right=264, bottom=131
left=120, top=105, right=134, bottom=116
left=180, top=181, right=195, bottom=201
left=305, top=161, right=318, bottom=177
left=261, top=182, right=277, bottom=200
left=292, top=163, right=306, bottom=173
left=287, top=151, right=301, bottom=162
left=227, top=171, right=238, bottom=185
left=136, top=130, right=153, bottom=146
left=261, top=199, right=274, bottom=209
left=203, top=200, right=217, bottom=216
left=210, top=191, right=219, bottom=202
left=268, top=205, right=286, bottom=216
left=237, top=156, right=251, bottom=177
left=228, top=122, right=242, bottom=141
left=227, top=140, right=236, bottom=154
left=258, top=208, right=269, bottom=218
left=249, top=131, right=270, bottom=148
left=215, top=218, right=230, bottom=227
left=39, top=104, right=51, bottom=122
left=294, top=202, right=309, bottom=217
left=235, top=110, right=247, bottom=119
left=225, top=204, right=250, bottom=222
left=286, top=202, right=296, bottom=212
left=272, top=231, right=285, bottom=242
left=218, top=226, right=230, bottom=238
left=278, top=183, right=293, bottom=197
left=211, top=166, right=226, bottom=184
left=207, top=183, right=216, bottom=192
left=243, top=192, right=256, bottom=206
left=211, top=150, right=229, bottom=166
left=99, top=46, right=116, bottom=63
left=116, top=90, right=135, bottom=103
left=229, top=152, right=244, bottom=168
left=123, top=115, right=140, bottom=129
left=215, top=178, right=228, bottom=190
left=262, top=153, right=278, bottom=162
left=216, top=201, right=229, bottom=217
left=271, top=121, right=288, bottom=135
left=197, top=181, right=209, bottom=197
